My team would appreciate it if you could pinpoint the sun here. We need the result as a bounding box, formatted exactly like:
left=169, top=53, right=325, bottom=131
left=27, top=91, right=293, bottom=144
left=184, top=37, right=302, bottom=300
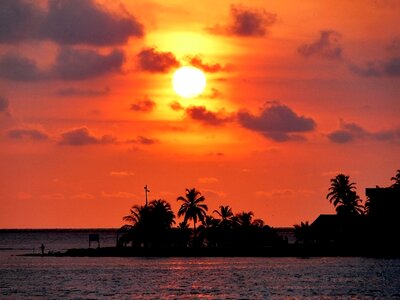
left=172, top=66, right=206, bottom=98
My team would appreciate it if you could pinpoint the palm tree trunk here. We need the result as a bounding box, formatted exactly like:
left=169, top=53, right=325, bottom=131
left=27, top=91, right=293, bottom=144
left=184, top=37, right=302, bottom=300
left=193, top=220, right=197, bottom=247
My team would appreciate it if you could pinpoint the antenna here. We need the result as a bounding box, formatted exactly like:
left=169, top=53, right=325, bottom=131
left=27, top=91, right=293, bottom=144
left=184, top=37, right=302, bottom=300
left=144, top=185, right=150, bottom=206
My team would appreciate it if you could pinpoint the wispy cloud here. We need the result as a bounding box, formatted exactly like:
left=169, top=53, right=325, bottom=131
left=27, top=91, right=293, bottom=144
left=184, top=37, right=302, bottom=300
left=208, top=4, right=277, bottom=37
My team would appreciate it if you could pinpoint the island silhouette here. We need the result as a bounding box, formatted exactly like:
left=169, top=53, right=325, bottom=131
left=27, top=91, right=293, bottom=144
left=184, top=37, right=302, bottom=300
left=28, top=169, right=400, bottom=257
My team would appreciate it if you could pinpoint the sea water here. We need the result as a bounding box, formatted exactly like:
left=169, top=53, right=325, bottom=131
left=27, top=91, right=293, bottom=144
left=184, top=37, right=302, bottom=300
left=1, top=230, right=400, bottom=299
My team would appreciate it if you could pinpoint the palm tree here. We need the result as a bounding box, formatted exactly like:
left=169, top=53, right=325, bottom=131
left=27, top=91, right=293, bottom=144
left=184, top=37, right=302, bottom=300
left=122, top=200, right=176, bottom=247
left=233, top=211, right=254, bottom=227
left=123, top=204, right=149, bottom=229
left=294, top=221, right=311, bottom=244
left=177, top=188, right=208, bottom=240
left=122, top=204, right=151, bottom=246
left=213, top=205, right=233, bottom=228
left=326, top=174, right=364, bottom=216
left=390, top=169, right=400, bottom=189
left=149, top=199, right=175, bottom=230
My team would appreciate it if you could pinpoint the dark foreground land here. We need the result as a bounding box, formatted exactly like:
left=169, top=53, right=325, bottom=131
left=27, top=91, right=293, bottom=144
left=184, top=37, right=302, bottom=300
left=22, top=244, right=400, bottom=258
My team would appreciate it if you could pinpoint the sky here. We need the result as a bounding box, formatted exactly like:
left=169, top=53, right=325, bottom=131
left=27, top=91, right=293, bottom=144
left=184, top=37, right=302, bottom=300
left=0, top=0, right=399, bottom=228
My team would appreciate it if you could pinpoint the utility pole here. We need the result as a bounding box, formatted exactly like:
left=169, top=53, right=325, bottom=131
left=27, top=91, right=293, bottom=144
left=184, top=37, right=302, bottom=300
left=144, top=185, right=150, bottom=206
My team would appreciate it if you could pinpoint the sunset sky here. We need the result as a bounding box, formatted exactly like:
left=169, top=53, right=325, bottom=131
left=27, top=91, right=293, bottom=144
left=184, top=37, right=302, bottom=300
left=0, top=0, right=399, bottom=228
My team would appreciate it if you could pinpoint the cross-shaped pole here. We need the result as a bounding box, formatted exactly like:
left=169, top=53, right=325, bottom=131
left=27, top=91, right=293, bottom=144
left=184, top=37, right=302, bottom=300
left=144, top=185, right=150, bottom=206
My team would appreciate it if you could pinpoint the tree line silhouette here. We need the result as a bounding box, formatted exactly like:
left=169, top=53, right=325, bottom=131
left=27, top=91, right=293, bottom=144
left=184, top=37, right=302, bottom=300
left=294, top=170, right=400, bottom=250
left=117, top=170, right=400, bottom=255
left=118, top=188, right=280, bottom=249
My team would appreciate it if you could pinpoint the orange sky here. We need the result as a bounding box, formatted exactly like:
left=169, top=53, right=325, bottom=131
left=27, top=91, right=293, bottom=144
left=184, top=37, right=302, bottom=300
left=0, top=0, right=399, bottom=228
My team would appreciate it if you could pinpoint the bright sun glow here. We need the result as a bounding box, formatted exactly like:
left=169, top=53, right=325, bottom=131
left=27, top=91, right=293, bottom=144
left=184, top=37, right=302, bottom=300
left=172, top=66, right=206, bottom=98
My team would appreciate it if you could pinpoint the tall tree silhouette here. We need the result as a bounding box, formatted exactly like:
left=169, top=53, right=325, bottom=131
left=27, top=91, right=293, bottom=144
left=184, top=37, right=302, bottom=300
left=177, top=188, right=208, bottom=241
left=390, top=169, right=400, bottom=189
left=233, top=211, right=254, bottom=227
left=150, top=199, right=175, bottom=230
left=213, top=205, right=233, bottom=228
left=326, top=174, right=363, bottom=216
left=122, top=199, right=175, bottom=247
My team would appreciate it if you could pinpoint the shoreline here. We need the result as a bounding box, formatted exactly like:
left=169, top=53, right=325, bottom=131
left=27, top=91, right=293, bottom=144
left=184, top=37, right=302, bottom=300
left=20, top=244, right=400, bottom=258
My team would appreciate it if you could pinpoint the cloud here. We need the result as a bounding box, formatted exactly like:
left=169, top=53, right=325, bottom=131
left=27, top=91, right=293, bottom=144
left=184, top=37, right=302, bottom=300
left=187, top=56, right=231, bottom=73
left=198, top=177, right=219, bottom=184
left=238, top=102, right=316, bottom=142
left=0, top=47, right=124, bottom=81
left=348, top=38, right=400, bottom=77
left=130, top=98, right=156, bottom=112
left=110, top=171, right=135, bottom=177
left=137, top=48, right=180, bottom=73
left=169, top=101, right=184, bottom=111
left=41, top=193, right=65, bottom=200
left=348, top=58, right=400, bottom=77
left=0, top=0, right=43, bottom=43
left=387, top=37, right=400, bottom=55
left=71, top=193, right=96, bottom=200
left=298, top=30, right=343, bottom=60
left=42, top=0, right=144, bottom=45
left=0, top=0, right=144, bottom=45
left=7, top=128, right=49, bottom=141
left=202, top=189, right=227, bottom=199
left=59, top=127, right=117, bottom=146
left=208, top=4, right=277, bottom=37
left=255, top=189, right=295, bottom=198
left=328, top=120, right=400, bottom=143
left=56, top=87, right=110, bottom=97
left=127, top=136, right=158, bottom=145
left=0, top=53, right=44, bottom=81
left=348, top=61, right=382, bottom=77
left=0, top=96, right=10, bottom=114
left=185, top=106, right=231, bottom=126
left=52, top=47, right=124, bottom=80
left=101, top=191, right=136, bottom=199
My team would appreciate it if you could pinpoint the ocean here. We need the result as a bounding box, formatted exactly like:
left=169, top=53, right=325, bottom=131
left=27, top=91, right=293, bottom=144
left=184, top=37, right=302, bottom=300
left=1, top=229, right=400, bottom=299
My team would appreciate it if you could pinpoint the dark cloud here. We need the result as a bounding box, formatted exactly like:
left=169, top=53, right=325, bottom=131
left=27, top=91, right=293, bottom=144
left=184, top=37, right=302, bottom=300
left=130, top=98, right=156, bottom=112
left=186, top=106, right=231, bottom=126
left=208, top=5, right=277, bottom=37
left=0, top=96, right=10, bottom=114
left=7, top=128, right=48, bottom=141
left=0, top=47, right=124, bottom=82
left=59, top=127, right=117, bottom=146
left=137, top=48, right=180, bottom=73
left=127, top=136, right=158, bottom=145
left=328, top=120, right=400, bottom=143
left=42, top=0, right=144, bottom=45
left=56, top=87, right=110, bottom=97
left=348, top=61, right=382, bottom=77
left=0, top=0, right=43, bottom=43
left=52, top=47, right=124, bottom=80
left=0, top=53, right=44, bottom=81
left=298, top=30, right=343, bottom=60
left=383, top=57, right=400, bottom=76
left=169, top=101, right=184, bottom=111
left=371, top=129, right=400, bottom=141
left=0, top=0, right=144, bottom=45
left=328, top=130, right=357, bottom=143
left=187, top=56, right=231, bottom=73
left=238, top=103, right=316, bottom=142
left=387, top=37, right=400, bottom=55
left=348, top=58, right=400, bottom=77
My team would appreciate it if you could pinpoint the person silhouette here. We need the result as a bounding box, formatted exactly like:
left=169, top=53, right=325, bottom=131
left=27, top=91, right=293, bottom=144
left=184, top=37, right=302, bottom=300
left=40, top=243, right=45, bottom=255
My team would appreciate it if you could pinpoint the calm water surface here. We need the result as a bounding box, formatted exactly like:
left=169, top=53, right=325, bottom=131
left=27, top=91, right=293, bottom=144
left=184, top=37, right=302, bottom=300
left=1, top=230, right=399, bottom=299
